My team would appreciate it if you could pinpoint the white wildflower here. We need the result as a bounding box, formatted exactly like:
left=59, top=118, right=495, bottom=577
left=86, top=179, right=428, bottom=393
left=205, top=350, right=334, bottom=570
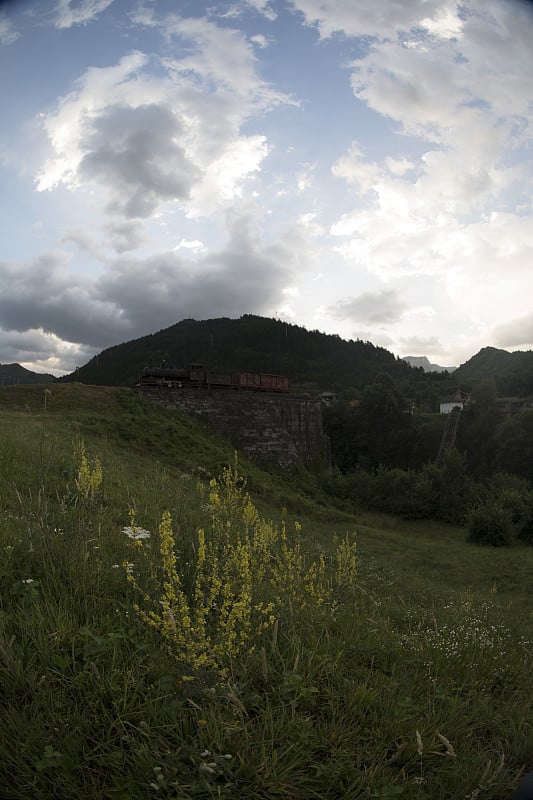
left=123, top=526, right=151, bottom=541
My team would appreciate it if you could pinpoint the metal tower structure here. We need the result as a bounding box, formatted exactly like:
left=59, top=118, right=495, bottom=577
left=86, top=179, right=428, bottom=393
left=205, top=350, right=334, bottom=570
left=435, top=405, right=462, bottom=467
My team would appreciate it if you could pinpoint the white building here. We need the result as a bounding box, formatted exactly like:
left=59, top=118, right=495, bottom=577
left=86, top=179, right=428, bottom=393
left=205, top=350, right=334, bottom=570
left=440, top=391, right=470, bottom=414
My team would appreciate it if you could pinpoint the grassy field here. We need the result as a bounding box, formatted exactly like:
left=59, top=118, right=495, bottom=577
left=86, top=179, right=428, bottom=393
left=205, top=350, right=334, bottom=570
left=0, top=384, right=531, bottom=799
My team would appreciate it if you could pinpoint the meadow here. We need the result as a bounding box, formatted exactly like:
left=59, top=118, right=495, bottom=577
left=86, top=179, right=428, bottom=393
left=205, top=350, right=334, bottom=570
left=0, top=384, right=531, bottom=799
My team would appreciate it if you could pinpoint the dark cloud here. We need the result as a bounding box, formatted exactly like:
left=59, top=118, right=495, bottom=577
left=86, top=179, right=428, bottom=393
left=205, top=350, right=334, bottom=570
left=0, top=211, right=293, bottom=363
left=0, top=329, right=56, bottom=361
left=104, top=220, right=147, bottom=253
left=62, top=227, right=101, bottom=256
left=78, top=104, right=201, bottom=218
left=97, top=208, right=292, bottom=333
left=329, top=289, right=407, bottom=325
left=0, top=328, right=94, bottom=372
left=0, top=253, right=130, bottom=347
left=63, top=220, right=147, bottom=255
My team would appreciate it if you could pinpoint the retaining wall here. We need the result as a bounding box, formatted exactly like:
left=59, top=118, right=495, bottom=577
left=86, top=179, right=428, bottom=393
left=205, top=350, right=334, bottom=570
left=138, top=386, right=330, bottom=470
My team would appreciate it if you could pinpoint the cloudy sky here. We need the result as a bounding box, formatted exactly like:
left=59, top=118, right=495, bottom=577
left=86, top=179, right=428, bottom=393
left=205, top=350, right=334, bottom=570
left=2, top=0, right=533, bottom=374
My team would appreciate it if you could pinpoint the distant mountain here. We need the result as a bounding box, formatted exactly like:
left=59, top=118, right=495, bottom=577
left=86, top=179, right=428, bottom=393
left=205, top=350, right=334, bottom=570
left=58, top=315, right=424, bottom=393
left=454, top=346, right=533, bottom=395
left=402, top=356, right=456, bottom=373
left=0, top=363, right=55, bottom=386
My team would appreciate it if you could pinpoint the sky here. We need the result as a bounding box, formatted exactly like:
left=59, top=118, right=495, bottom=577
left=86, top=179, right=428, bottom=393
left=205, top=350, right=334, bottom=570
left=2, top=0, right=533, bottom=375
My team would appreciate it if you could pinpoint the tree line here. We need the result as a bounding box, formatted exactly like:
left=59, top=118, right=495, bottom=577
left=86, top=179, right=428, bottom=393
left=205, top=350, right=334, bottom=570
left=322, top=378, right=533, bottom=546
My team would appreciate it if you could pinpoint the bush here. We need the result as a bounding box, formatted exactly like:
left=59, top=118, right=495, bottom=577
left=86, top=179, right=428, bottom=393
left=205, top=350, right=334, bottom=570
left=467, top=503, right=513, bottom=547
left=515, top=493, right=533, bottom=545
left=516, top=520, right=533, bottom=545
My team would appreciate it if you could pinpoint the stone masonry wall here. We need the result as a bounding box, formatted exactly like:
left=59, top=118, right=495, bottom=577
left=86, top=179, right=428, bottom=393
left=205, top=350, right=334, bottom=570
left=139, top=385, right=330, bottom=470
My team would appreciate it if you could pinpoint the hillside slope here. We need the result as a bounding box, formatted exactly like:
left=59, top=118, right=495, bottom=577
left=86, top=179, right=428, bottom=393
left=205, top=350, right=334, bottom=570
left=0, top=383, right=532, bottom=800
left=0, top=362, right=55, bottom=385
left=58, top=315, right=419, bottom=393
left=454, top=346, right=533, bottom=394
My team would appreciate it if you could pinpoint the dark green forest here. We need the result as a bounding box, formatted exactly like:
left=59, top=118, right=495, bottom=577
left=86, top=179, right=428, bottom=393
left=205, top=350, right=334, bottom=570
left=57, top=315, right=533, bottom=399
left=322, top=375, right=533, bottom=547
left=57, top=314, right=448, bottom=397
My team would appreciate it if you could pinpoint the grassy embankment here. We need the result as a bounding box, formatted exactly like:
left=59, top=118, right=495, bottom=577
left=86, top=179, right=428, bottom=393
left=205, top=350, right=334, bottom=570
left=0, top=384, right=531, bottom=799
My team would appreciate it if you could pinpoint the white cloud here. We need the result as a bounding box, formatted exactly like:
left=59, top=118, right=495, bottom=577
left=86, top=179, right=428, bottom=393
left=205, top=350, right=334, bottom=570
left=188, top=134, right=269, bottom=216
left=419, top=3, right=464, bottom=39
left=174, top=239, right=207, bottom=254
left=242, top=0, right=277, bottom=21
left=36, top=50, right=150, bottom=192
left=322, top=0, right=533, bottom=345
left=332, top=141, right=380, bottom=193
left=0, top=10, right=19, bottom=45
left=54, top=0, right=115, bottom=29
left=385, top=156, right=416, bottom=176
left=399, top=335, right=444, bottom=354
left=351, top=329, right=395, bottom=347
left=288, top=0, right=463, bottom=41
left=249, top=33, right=270, bottom=48
left=160, top=14, right=280, bottom=98
left=492, top=313, right=533, bottom=349
left=297, top=212, right=324, bottom=236
left=297, top=0, right=533, bottom=236
left=277, top=304, right=296, bottom=319
left=296, top=164, right=315, bottom=193
left=36, top=18, right=294, bottom=221
left=329, top=289, right=407, bottom=325
left=404, top=306, right=436, bottom=321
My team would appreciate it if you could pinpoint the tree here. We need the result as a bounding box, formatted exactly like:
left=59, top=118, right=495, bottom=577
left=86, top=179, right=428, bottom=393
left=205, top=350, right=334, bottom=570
left=353, top=381, right=413, bottom=470
left=496, top=411, right=533, bottom=483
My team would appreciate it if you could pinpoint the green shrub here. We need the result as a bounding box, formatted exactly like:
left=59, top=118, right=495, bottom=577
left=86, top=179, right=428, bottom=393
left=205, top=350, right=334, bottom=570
left=370, top=466, right=417, bottom=516
left=515, top=493, right=533, bottom=545
left=517, top=520, right=533, bottom=545
left=467, top=503, right=513, bottom=547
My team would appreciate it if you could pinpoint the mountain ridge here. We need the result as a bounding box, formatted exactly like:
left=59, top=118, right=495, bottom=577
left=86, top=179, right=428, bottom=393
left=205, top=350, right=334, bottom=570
left=0, top=363, right=55, bottom=385
left=58, top=314, right=422, bottom=393
left=402, top=355, right=457, bottom=373
left=56, top=315, right=533, bottom=398
left=454, top=346, right=533, bottom=395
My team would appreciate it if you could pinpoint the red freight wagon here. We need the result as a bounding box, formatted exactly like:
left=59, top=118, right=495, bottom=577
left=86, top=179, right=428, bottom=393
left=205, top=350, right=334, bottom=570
left=231, top=371, right=289, bottom=392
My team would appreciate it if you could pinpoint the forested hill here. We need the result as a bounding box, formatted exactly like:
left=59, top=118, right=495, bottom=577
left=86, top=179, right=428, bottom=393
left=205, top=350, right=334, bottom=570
left=0, top=363, right=55, bottom=385
left=454, top=346, right=533, bottom=395
left=58, top=315, right=425, bottom=393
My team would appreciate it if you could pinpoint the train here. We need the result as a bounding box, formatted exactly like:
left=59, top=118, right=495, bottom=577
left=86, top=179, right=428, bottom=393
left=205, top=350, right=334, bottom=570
left=138, top=362, right=289, bottom=393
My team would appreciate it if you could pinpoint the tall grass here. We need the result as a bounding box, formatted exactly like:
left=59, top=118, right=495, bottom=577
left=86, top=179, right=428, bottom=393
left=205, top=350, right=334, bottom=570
left=0, top=385, right=531, bottom=798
